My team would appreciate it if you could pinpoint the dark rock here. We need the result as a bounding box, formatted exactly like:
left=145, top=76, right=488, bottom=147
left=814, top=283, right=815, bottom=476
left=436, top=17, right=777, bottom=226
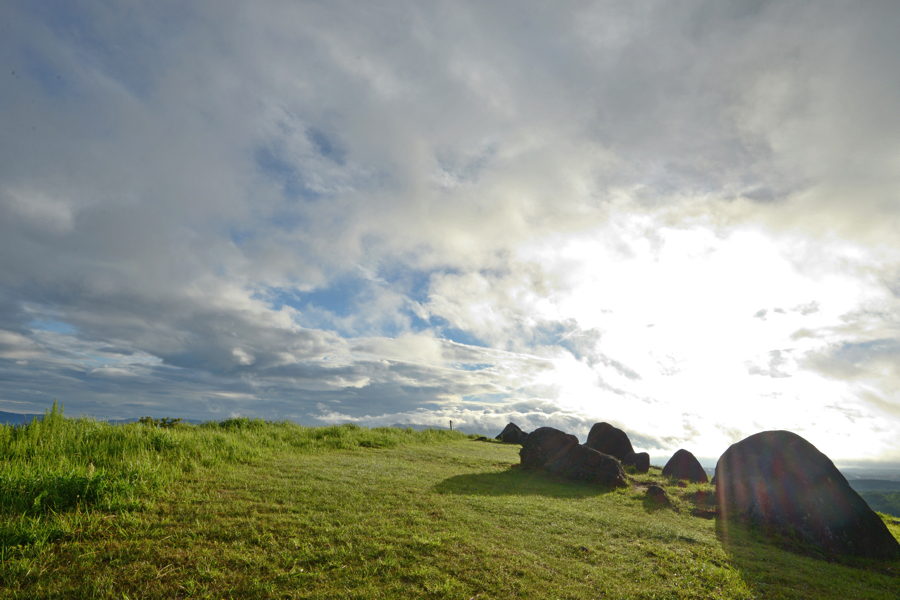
left=716, top=430, right=900, bottom=560
left=622, top=451, right=650, bottom=473
left=550, top=444, right=629, bottom=488
left=520, top=427, right=628, bottom=488
left=662, top=449, right=708, bottom=483
left=495, top=422, right=530, bottom=445
left=584, top=422, right=635, bottom=460
left=646, top=485, right=670, bottom=504
left=520, top=427, right=579, bottom=470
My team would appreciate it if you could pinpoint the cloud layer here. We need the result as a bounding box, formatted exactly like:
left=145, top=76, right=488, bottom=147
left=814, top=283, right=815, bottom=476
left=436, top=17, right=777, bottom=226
left=2, top=0, right=899, bottom=461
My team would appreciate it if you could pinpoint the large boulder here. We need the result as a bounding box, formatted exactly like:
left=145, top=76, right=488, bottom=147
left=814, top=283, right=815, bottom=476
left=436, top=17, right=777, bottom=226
left=662, top=449, right=708, bottom=483
left=584, top=422, right=635, bottom=460
left=495, top=422, right=529, bottom=445
left=622, top=451, right=650, bottom=474
left=716, top=430, right=900, bottom=560
left=550, top=444, right=629, bottom=488
left=520, top=427, right=628, bottom=488
left=520, top=427, right=579, bottom=470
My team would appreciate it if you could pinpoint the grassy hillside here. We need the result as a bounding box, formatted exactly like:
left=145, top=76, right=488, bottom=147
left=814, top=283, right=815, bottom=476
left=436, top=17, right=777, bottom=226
left=1, top=407, right=898, bottom=599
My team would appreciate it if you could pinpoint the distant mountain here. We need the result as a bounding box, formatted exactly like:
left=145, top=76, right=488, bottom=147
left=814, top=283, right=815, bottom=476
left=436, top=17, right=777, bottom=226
left=388, top=423, right=484, bottom=435
left=390, top=423, right=450, bottom=431
left=848, top=479, right=900, bottom=492
left=858, top=491, right=900, bottom=519
left=0, top=411, right=43, bottom=425
left=837, top=466, right=900, bottom=481
left=0, top=411, right=203, bottom=426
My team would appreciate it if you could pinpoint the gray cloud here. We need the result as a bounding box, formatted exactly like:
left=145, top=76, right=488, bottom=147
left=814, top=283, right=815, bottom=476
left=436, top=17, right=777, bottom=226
left=806, top=339, right=900, bottom=383
left=746, top=349, right=793, bottom=379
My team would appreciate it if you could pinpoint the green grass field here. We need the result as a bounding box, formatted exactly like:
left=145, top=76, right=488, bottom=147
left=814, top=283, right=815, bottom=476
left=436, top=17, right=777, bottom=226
left=1, top=405, right=898, bottom=599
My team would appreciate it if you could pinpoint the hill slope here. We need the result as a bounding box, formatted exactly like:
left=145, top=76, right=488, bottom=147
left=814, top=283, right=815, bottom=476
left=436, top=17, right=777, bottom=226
left=0, top=418, right=898, bottom=599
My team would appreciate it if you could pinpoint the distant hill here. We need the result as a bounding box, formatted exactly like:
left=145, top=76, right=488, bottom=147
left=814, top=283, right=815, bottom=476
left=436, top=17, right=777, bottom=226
left=0, top=410, right=44, bottom=424
left=858, top=491, right=900, bottom=519
left=390, top=423, right=450, bottom=432
left=848, top=479, right=900, bottom=492
left=0, top=411, right=203, bottom=426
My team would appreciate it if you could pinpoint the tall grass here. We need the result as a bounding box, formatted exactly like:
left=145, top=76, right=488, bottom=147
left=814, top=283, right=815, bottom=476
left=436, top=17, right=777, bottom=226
left=0, top=402, right=471, bottom=550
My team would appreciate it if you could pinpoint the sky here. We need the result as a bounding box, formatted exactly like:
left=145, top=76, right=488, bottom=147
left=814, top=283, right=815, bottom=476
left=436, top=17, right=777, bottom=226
left=1, top=0, right=899, bottom=463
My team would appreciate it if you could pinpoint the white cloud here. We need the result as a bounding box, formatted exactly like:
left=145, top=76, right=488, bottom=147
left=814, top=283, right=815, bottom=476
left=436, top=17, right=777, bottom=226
left=0, top=329, right=44, bottom=360
left=1, top=0, right=899, bottom=462
left=3, top=188, right=75, bottom=232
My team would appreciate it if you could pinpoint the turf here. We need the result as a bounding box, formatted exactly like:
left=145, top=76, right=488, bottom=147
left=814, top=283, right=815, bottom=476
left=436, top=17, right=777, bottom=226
left=1, top=411, right=898, bottom=599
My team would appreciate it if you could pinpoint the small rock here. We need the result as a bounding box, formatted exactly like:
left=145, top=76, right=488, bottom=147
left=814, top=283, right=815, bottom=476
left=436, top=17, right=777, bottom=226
left=646, top=485, right=670, bottom=504
left=622, top=451, right=650, bottom=473
left=662, top=449, right=708, bottom=483
left=495, top=422, right=530, bottom=445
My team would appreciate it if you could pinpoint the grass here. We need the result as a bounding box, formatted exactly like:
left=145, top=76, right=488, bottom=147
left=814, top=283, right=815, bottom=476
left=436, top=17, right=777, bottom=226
left=0, top=408, right=898, bottom=598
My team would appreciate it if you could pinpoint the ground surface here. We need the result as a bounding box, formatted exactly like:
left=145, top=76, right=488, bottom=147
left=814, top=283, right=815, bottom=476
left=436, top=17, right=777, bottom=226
left=2, top=434, right=899, bottom=599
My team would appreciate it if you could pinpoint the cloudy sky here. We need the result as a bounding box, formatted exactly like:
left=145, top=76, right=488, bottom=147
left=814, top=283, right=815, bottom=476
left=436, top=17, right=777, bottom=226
left=2, top=0, right=899, bottom=462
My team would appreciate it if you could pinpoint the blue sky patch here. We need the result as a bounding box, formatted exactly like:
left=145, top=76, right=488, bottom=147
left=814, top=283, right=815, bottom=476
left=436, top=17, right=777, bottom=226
left=306, top=127, right=347, bottom=165
left=24, top=1, right=178, bottom=100
left=266, top=276, right=374, bottom=319
left=833, top=339, right=900, bottom=362
left=20, top=46, right=69, bottom=98
left=229, top=228, right=254, bottom=246
left=29, top=319, right=76, bottom=334
left=254, top=145, right=321, bottom=201
left=431, top=319, right=487, bottom=348
left=453, top=363, right=493, bottom=372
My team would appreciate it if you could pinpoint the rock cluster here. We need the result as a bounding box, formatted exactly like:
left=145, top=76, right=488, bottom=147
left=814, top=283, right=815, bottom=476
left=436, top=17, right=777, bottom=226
left=493, top=421, right=899, bottom=561
left=520, top=427, right=628, bottom=488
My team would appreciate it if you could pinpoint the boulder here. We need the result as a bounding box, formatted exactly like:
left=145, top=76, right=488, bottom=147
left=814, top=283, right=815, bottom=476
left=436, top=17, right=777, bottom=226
left=520, top=427, right=628, bottom=488
left=622, top=451, right=650, bottom=473
left=716, top=430, right=900, bottom=560
left=662, top=449, right=708, bottom=483
left=549, top=444, right=629, bottom=488
left=519, top=427, right=579, bottom=470
left=495, top=422, right=530, bottom=445
left=584, top=422, right=635, bottom=460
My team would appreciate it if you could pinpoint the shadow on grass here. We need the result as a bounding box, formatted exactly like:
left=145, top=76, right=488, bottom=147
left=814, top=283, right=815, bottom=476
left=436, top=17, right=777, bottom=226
left=639, top=495, right=674, bottom=514
left=714, top=516, right=900, bottom=598
left=432, top=466, right=621, bottom=499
